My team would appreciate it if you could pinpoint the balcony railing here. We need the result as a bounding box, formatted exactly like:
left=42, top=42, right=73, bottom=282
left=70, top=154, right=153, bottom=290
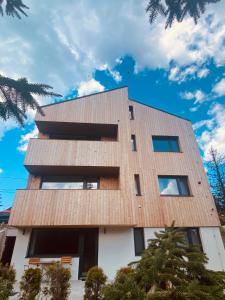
left=9, top=189, right=135, bottom=227
left=25, top=139, right=120, bottom=174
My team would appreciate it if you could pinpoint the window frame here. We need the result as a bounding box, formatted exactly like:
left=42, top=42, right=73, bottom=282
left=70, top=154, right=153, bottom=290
left=152, top=136, right=181, bottom=153
left=40, top=176, right=100, bottom=190
left=129, top=105, right=134, bottom=120
left=134, top=228, right=145, bottom=256
left=179, top=228, right=203, bottom=250
left=158, top=175, right=191, bottom=196
left=131, top=134, right=137, bottom=151
left=134, top=174, right=142, bottom=196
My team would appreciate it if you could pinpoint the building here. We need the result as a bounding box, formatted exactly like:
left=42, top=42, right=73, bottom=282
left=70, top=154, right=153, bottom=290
left=8, top=87, right=225, bottom=283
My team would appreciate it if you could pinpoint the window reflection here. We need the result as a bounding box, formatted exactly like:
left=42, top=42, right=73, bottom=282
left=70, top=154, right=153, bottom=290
left=41, top=177, right=99, bottom=190
left=158, top=176, right=190, bottom=196
left=152, top=136, right=180, bottom=152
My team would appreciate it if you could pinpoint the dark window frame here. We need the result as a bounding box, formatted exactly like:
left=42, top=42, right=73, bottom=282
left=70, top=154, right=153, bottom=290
left=129, top=105, right=134, bottom=120
left=40, top=176, right=100, bottom=190
left=152, top=136, right=180, bottom=152
left=131, top=134, right=137, bottom=151
left=158, top=175, right=191, bottom=196
left=179, top=228, right=202, bottom=250
left=134, top=228, right=145, bottom=256
left=134, top=174, right=142, bottom=196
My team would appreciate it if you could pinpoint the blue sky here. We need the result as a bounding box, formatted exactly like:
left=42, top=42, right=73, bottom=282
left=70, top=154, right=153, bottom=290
left=0, top=0, right=225, bottom=209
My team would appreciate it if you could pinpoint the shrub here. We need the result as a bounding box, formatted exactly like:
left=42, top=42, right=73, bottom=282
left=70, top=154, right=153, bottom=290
left=44, top=262, right=71, bottom=300
left=84, top=266, right=107, bottom=300
left=0, top=263, right=16, bottom=300
left=103, top=267, right=145, bottom=300
left=19, top=267, right=42, bottom=300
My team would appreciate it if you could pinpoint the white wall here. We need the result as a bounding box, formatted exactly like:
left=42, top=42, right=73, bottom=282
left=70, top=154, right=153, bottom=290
left=10, top=228, right=31, bottom=281
left=200, top=227, right=225, bottom=271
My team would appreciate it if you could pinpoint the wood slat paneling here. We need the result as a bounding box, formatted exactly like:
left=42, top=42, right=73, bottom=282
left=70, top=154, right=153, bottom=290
left=9, top=87, right=220, bottom=227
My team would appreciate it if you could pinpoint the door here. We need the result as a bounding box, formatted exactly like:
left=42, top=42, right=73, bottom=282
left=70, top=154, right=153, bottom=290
left=1, top=236, right=16, bottom=265
left=78, top=228, right=98, bottom=279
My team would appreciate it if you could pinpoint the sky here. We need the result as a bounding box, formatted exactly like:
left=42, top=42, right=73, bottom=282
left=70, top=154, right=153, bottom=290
left=0, top=0, right=225, bottom=209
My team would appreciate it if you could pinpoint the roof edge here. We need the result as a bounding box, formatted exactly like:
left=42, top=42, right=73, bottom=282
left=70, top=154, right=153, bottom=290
left=129, top=98, right=191, bottom=122
left=40, top=86, right=128, bottom=108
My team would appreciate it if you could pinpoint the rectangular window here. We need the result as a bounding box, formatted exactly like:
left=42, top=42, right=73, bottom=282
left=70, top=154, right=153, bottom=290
left=134, top=228, right=145, bottom=256
left=180, top=228, right=202, bottom=250
left=158, top=176, right=190, bottom=196
left=129, top=105, right=134, bottom=120
left=152, top=136, right=180, bottom=152
left=41, top=176, right=99, bottom=190
left=131, top=135, right=137, bottom=151
left=28, top=229, right=80, bottom=257
left=134, top=174, right=141, bottom=196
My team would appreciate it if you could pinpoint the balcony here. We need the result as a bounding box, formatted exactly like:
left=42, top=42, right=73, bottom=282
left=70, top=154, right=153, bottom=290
left=25, top=139, right=120, bottom=175
left=9, top=189, right=135, bottom=227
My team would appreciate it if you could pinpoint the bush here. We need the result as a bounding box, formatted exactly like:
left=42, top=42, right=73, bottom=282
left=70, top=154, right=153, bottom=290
left=44, top=262, right=71, bottom=300
left=103, top=267, right=145, bottom=300
left=0, top=263, right=16, bottom=300
left=19, top=267, right=42, bottom=300
left=84, top=266, right=107, bottom=300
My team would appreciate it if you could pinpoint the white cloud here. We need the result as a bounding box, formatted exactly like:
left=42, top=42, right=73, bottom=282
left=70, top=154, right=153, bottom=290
left=17, top=126, right=38, bottom=152
left=197, top=103, right=225, bottom=161
left=213, top=78, right=225, bottom=97
left=0, top=168, right=3, bottom=174
left=181, top=90, right=206, bottom=104
left=77, top=79, right=105, bottom=97
left=98, top=64, right=122, bottom=82
left=197, top=68, right=209, bottom=78
left=193, top=119, right=214, bottom=131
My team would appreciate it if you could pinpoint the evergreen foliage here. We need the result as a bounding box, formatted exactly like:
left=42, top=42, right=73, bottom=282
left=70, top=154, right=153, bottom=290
left=19, top=267, right=42, bottom=300
left=0, top=263, right=16, bottom=300
left=43, top=263, right=71, bottom=300
left=0, top=75, right=62, bottom=125
left=103, top=225, right=225, bottom=299
left=84, top=266, right=107, bottom=300
left=146, top=0, right=221, bottom=28
left=0, top=0, right=29, bottom=19
left=104, top=267, right=145, bottom=300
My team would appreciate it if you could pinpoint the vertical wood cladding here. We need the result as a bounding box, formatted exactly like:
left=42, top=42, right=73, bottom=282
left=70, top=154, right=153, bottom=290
left=9, top=87, right=220, bottom=227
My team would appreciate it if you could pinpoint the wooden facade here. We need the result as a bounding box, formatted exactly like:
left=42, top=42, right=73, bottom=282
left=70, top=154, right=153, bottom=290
left=9, top=87, right=220, bottom=227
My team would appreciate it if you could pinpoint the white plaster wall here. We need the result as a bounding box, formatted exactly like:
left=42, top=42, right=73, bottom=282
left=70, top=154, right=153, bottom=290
left=98, top=227, right=138, bottom=280
left=200, top=227, right=225, bottom=271
left=10, top=228, right=31, bottom=281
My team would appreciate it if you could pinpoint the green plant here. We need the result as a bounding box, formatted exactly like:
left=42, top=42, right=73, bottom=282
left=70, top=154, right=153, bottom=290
left=0, top=263, right=16, bottom=300
left=19, top=267, right=42, bottom=300
left=104, top=267, right=145, bottom=300
left=44, top=263, right=71, bottom=300
left=84, top=266, right=107, bottom=300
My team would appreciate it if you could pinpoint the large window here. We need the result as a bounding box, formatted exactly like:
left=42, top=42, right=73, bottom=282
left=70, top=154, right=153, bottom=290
left=180, top=228, right=202, bottom=249
left=152, top=136, right=180, bottom=152
left=41, top=176, right=99, bottom=190
left=158, top=176, right=190, bottom=196
left=134, top=228, right=145, bottom=256
left=28, top=229, right=80, bottom=257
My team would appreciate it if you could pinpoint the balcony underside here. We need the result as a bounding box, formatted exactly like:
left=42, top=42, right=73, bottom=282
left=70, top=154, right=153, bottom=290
left=9, top=189, right=135, bottom=227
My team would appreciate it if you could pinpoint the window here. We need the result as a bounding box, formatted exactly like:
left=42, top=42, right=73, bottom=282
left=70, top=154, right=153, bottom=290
left=131, top=135, right=137, bottom=151
left=152, top=136, right=180, bottom=152
left=129, top=105, right=134, bottom=120
left=134, top=174, right=141, bottom=196
left=180, top=228, right=202, bottom=249
left=158, top=176, right=190, bottom=196
left=28, top=229, right=80, bottom=257
left=134, top=228, right=145, bottom=256
left=41, top=176, right=99, bottom=190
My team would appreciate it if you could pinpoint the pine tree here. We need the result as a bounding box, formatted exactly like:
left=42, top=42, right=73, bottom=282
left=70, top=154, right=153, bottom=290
left=146, top=0, right=221, bottom=28
left=0, top=75, right=62, bottom=125
left=133, top=225, right=225, bottom=299
left=207, top=147, right=225, bottom=224
left=0, top=0, right=29, bottom=19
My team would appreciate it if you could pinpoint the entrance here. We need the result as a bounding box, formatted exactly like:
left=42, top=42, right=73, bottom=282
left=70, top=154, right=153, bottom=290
left=78, top=228, right=98, bottom=279
left=1, top=236, right=16, bottom=265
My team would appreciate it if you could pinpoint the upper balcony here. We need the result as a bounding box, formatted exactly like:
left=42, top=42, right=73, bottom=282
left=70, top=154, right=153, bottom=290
left=25, top=138, right=120, bottom=175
